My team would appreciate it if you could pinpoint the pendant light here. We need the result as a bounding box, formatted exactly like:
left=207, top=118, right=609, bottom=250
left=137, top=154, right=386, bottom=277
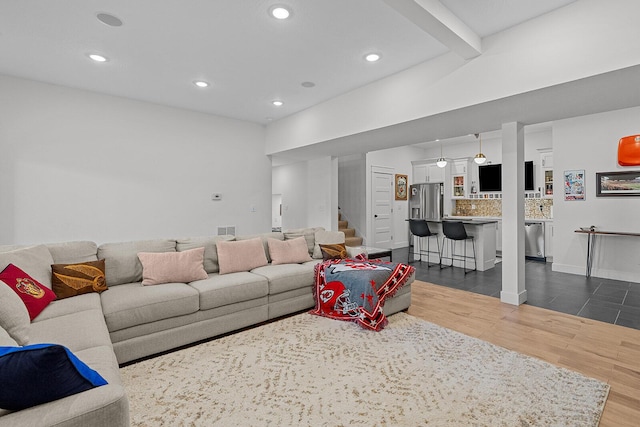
left=473, top=133, right=487, bottom=165
left=436, top=140, right=447, bottom=168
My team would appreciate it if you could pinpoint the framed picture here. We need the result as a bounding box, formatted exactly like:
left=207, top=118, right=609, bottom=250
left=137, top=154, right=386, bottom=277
left=564, top=169, right=585, bottom=201
left=596, top=170, right=640, bottom=197
left=395, top=174, right=408, bottom=200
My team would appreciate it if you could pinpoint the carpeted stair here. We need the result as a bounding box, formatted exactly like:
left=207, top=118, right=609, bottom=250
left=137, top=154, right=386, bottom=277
left=339, top=213, right=363, bottom=247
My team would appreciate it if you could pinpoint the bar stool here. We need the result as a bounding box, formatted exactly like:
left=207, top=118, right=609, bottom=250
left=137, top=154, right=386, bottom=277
left=440, top=221, right=477, bottom=274
left=408, top=219, right=440, bottom=267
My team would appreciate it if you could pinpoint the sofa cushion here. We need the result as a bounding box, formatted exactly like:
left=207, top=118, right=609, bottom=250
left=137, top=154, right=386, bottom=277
left=46, top=241, right=98, bottom=264
left=0, top=282, right=30, bottom=345
left=284, top=227, right=324, bottom=257
left=51, top=259, right=107, bottom=300
left=138, top=247, right=208, bottom=286
left=29, top=308, right=113, bottom=352
left=100, top=282, right=199, bottom=332
left=0, top=245, right=55, bottom=289
left=312, top=230, right=345, bottom=259
left=267, top=237, right=312, bottom=265
left=176, top=235, right=235, bottom=273
left=251, top=263, right=315, bottom=295
left=33, top=292, right=102, bottom=323
left=235, top=232, right=284, bottom=263
left=0, top=263, right=56, bottom=320
left=0, top=344, right=108, bottom=411
left=0, top=327, right=18, bottom=346
left=217, top=238, right=268, bottom=275
left=189, top=272, right=268, bottom=310
left=97, top=239, right=177, bottom=286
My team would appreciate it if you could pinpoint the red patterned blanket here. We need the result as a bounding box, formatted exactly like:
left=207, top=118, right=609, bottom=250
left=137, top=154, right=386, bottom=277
left=310, top=256, right=414, bottom=331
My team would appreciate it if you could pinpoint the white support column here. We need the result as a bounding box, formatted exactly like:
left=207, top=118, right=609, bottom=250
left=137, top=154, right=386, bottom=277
left=500, top=122, right=527, bottom=305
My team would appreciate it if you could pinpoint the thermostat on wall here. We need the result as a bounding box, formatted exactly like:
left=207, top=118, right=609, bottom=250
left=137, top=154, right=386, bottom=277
left=212, top=193, right=222, bottom=201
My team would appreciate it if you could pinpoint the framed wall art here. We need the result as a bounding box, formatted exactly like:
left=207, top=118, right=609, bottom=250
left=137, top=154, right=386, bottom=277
left=564, top=170, right=585, bottom=201
left=395, top=174, right=408, bottom=200
left=596, top=170, right=640, bottom=197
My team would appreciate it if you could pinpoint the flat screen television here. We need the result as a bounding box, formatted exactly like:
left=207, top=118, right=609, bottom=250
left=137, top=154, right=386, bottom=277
left=479, top=162, right=534, bottom=192
left=479, top=164, right=501, bottom=192
left=525, top=161, right=534, bottom=191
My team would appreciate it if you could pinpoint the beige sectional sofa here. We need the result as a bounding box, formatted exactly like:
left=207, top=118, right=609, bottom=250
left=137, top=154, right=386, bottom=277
left=0, top=228, right=413, bottom=427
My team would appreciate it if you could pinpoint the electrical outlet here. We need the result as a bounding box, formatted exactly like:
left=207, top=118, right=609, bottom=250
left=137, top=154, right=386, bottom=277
left=471, top=204, right=476, bottom=210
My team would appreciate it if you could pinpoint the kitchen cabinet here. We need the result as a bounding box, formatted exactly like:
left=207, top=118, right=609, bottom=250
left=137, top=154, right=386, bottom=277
left=539, top=150, right=553, bottom=197
left=413, top=163, right=444, bottom=183
left=427, top=163, right=445, bottom=183
left=451, top=159, right=469, bottom=199
left=452, top=160, right=468, bottom=175
left=413, top=164, right=427, bottom=183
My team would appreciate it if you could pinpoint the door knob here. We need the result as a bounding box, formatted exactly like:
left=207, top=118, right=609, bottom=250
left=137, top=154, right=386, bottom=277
left=374, top=215, right=378, bottom=218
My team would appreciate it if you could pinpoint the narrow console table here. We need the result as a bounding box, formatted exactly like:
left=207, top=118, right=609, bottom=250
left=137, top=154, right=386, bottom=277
left=574, top=229, right=640, bottom=277
left=364, top=246, right=392, bottom=262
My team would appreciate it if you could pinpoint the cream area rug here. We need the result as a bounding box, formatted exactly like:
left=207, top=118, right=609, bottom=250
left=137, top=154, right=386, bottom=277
left=120, top=313, right=609, bottom=426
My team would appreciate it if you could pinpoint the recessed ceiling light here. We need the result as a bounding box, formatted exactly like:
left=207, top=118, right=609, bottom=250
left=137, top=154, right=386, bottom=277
left=270, top=5, right=291, bottom=20
left=96, top=12, right=123, bottom=27
left=272, top=100, right=284, bottom=107
left=301, top=81, right=316, bottom=88
left=88, top=54, right=108, bottom=62
left=193, top=80, right=210, bottom=88
left=365, top=53, right=381, bottom=62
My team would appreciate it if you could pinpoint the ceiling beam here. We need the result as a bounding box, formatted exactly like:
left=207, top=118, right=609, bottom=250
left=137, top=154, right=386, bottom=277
left=383, top=0, right=482, bottom=59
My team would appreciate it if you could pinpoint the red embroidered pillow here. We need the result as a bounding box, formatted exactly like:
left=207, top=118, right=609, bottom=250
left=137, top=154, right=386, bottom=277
left=0, top=264, right=56, bottom=320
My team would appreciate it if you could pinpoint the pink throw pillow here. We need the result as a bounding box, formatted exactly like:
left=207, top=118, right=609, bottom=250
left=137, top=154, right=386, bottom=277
left=217, top=238, right=268, bottom=275
left=137, top=247, right=208, bottom=286
left=267, top=237, right=312, bottom=265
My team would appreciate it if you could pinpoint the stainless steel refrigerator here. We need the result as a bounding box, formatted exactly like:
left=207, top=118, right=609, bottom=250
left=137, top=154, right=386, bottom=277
left=409, top=183, right=444, bottom=220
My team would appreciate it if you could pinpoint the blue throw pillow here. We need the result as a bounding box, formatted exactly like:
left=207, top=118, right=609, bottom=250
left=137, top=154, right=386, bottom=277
left=0, top=344, right=108, bottom=411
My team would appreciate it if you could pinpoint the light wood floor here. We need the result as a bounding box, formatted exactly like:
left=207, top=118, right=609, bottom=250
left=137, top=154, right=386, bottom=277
left=407, top=280, right=640, bottom=427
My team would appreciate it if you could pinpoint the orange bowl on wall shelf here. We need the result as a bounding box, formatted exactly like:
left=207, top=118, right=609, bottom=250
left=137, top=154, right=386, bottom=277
left=618, top=135, right=640, bottom=166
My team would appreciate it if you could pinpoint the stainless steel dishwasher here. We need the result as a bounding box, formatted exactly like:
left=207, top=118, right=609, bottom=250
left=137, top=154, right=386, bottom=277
left=524, top=222, right=545, bottom=260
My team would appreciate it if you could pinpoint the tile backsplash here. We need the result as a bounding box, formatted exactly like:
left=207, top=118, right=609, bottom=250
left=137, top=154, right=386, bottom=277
left=453, top=198, right=553, bottom=219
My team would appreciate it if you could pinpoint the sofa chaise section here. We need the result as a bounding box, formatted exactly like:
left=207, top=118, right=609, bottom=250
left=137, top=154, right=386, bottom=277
left=0, top=243, right=129, bottom=427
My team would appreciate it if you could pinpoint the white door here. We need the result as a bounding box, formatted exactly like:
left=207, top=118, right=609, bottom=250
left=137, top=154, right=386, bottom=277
left=372, top=169, right=393, bottom=248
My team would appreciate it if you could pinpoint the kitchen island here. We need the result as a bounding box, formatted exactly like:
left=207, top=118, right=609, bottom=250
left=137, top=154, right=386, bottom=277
left=410, top=218, right=498, bottom=271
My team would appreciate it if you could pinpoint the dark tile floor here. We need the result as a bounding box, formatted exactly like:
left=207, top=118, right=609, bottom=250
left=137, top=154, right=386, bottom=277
left=392, top=247, right=640, bottom=331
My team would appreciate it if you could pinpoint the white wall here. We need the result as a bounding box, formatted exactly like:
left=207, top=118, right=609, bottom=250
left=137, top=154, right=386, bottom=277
left=552, top=106, right=640, bottom=282
left=272, top=156, right=337, bottom=231
left=366, top=145, right=427, bottom=248
left=0, top=75, right=271, bottom=245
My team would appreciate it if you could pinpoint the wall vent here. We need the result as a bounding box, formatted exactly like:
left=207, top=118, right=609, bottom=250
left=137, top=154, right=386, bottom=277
left=217, top=226, right=236, bottom=236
